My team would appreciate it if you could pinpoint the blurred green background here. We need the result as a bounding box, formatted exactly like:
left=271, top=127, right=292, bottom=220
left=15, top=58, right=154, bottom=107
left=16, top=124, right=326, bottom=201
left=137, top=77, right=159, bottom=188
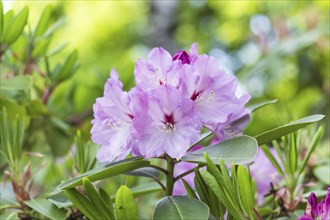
left=4, top=0, right=329, bottom=133
left=1, top=1, right=329, bottom=218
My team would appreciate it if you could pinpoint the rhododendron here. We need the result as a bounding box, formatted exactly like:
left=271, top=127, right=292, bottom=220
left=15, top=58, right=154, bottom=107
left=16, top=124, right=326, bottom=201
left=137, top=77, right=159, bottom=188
left=299, top=188, right=330, bottom=220
left=91, top=43, right=250, bottom=162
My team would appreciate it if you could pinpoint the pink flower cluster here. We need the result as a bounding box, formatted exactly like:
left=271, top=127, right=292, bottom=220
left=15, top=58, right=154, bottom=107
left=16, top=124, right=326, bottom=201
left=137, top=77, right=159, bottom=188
left=91, top=43, right=250, bottom=162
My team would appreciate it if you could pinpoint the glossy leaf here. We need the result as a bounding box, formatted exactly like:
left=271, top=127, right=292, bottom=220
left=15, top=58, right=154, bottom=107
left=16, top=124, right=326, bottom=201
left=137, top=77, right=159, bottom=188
left=129, top=182, right=163, bottom=197
left=153, top=196, right=209, bottom=220
left=57, top=157, right=149, bottom=190
left=182, top=136, right=258, bottom=165
left=182, top=179, right=198, bottom=200
left=35, top=5, right=53, bottom=37
left=237, top=165, right=254, bottom=216
left=47, top=194, right=72, bottom=209
left=255, top=115, right=325, bottom=145
left=115, top=185, right=138, bottom=220
left=24, top=198, right=66, bottom=220
left=247, top=99, right=277, bottom=112
left=2, top=6, right=28, bottom=45
left=125, top=167, right=160, bottom=178
left=82, top=178, right=115, bottom=220
left=63, top=188, right=99, bottom=220
left=99, top=187, right=114, bottom=217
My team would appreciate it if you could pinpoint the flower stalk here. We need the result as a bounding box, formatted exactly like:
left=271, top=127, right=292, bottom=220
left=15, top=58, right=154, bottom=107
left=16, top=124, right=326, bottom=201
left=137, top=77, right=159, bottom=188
left=165, top=155, right=175, bottom=196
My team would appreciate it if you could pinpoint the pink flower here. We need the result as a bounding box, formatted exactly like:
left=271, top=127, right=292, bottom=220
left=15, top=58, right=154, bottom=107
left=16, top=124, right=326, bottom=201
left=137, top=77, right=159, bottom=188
left=132, top=85, right=201, bottom=159
left=134, top=48, right=182, bottom=92
left=91, top=69, right=137, bottom=162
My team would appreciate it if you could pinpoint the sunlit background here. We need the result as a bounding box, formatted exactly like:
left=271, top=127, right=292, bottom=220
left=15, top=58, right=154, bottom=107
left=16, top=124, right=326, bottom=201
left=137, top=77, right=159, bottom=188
left=6, top=1, right=328, bottom=136
left=2, top=1, right=329, bottom=218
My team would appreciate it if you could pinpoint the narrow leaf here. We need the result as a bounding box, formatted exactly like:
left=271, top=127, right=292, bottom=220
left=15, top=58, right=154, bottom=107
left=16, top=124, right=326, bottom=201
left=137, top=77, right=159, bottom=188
left=247, top=99, right=277, bottom=112
left=57, top=157, right=149, bottom=190
left=181, top=179, right=198, bottom=200
left=261, top=146, right=285, bottom=178
left=24, top=198, right=66, bottom=220
left=82, top=178, right=115, bottom=220
left=255, top=115, right=325, bottom=145
left=298, top=126, right=324, bottom=176
left=237, top=165, right=254, bottom=216
left=2, top=6, right=28, bottom=45
left=35, top=5, right=52, bottom=37
left=63, top=188, right=98, bottom=220
left=0, top=1, right=3, bottom=37
left=200, top=170, right=242, bottom=219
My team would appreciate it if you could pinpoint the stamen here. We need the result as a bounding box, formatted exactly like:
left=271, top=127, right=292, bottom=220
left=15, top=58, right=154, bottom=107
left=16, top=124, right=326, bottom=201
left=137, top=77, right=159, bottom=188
left=107, top=117, right=130, bottom=128
left=196, top=90, right=214, bottom=104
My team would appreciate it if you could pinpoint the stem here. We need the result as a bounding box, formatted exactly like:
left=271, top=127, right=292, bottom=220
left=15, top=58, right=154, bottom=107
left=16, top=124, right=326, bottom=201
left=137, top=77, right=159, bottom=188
left=174, top=164, right=205, bottom=182
left=253, top=208, right=262, bottom=220
left=147, top=164, right=168, bottom=174
left=165, top=155, right=175, bottom=196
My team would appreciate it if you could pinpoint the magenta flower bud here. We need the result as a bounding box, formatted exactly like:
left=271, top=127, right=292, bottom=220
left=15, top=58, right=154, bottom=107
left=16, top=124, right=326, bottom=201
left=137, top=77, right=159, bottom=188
left=299, top=187, right=330, bottom=220
left=173, top=50, right=190, bottom=64
left=307, top=193, right=319, bottom=218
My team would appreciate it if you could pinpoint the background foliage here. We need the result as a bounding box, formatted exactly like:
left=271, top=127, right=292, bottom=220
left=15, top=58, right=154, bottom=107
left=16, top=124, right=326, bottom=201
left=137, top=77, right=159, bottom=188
left=0, top=1, right=329, bottom=219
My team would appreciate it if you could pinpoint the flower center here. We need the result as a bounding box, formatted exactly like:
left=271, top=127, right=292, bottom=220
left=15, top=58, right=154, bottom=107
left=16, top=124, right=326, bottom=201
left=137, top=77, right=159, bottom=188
left=195, top=90, right=214, bottom=105
left=107, top=115, right=131, bottom=128
left=158, top=113, right=176, bottom=134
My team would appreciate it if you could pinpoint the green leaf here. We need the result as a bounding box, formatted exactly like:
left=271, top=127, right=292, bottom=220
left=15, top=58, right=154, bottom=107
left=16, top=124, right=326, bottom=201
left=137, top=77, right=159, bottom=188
left=313, top=165, right=330, bottom=185
left=55, top=50, right=79, bottom=82
left=1, top=76, right=32, bottom=91
left=35, top=5, right=53, bottom=37
left=82, top=178, right=115, bottom=220
left=247, top=99, right=277, bottom=112
left=99, top=187, right=114, bottom=216
left=2, top=6, right=28, bottom=45
left=47, top=194, right=72, bottom=209
left=261, top=146, right=285, bottom=178
left=57, top=157, right=149, bottom=190
left=182, top=136, right=258, bottom=164
left=288, top=133, right=297, bottom=175
left=153, top=196, right=209, bottom=220
left=115, top=185, right=138, bottom=220
left=255, top=115, right=325, bottom=145
left=237, top=165, right=254, bottom=217
left=63, top=188, right=99, bottom=220
left=3, top=10, right=13, bottom=34
left=129, top=182, right=163, bottom=197
left=0, top=1, right=3, bottom=37
left=26, top=99, right=46, bottom=117
left=125, top=167, right=160, bottom=178
left=191, top=130, right=212, bottom=147
left=32, top=38, right=51, bottom=57
left=24, top=198, right=66, bottom=220
left=298, top=126, right=324, bottom=177
left=194, top=169, right=210, bottom=205
left=182, top=179, right=198, bottom=200
left=200, top=170, right=242, bottom=219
